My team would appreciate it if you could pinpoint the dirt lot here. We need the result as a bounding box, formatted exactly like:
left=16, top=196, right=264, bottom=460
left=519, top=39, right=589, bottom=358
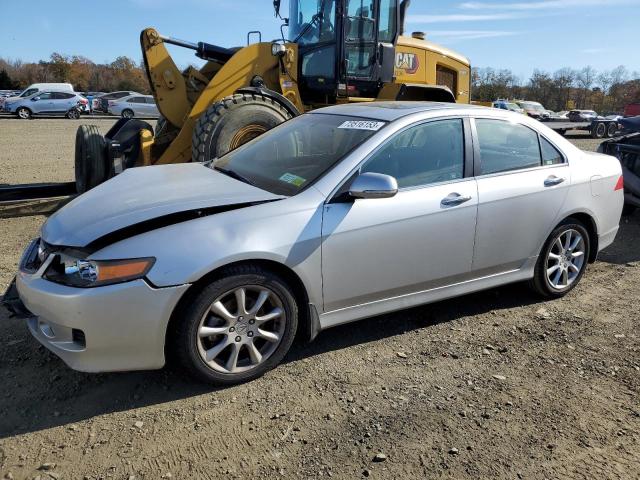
left=0, top=119, right=638, bottom=480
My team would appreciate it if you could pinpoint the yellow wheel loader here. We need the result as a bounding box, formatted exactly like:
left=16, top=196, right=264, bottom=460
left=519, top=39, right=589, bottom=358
left=0, top=0, right=472, bottom=215
left=72, top=0, right=471, bottom=192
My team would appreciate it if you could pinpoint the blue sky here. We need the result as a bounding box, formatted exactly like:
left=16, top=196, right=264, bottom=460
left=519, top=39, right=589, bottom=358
left=1, top=0, right=639, bottom=80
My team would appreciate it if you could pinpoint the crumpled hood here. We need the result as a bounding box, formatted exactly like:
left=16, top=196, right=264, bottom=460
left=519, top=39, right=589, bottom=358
left=42, top=163, right=283, bottom=248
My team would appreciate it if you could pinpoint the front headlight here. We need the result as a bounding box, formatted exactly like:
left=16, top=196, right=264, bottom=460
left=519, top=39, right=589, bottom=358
left=44, top=254, right=155, bottom=288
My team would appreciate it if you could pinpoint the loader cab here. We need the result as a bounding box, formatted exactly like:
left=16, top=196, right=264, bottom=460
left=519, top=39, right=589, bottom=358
left=288, top=0, right=402, bottom=104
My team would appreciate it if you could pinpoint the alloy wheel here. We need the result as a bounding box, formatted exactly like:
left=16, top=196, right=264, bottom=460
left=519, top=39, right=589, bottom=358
left=546, top=229, right=586, bottom=290
left=17, top=108, right=29, bottom=119
left=196, top=285, right=286, bottom=374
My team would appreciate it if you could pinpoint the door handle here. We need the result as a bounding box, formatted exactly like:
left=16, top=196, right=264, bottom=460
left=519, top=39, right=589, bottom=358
left=544, top=176, right=565, bottom=187
left=441, top=193, right=472, bottom=207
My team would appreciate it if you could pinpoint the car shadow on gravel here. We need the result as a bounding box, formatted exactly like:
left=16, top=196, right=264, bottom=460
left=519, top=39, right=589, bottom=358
left=0, top=281, right=542, bottom=439
left=1, top=214, right=637, bottom=439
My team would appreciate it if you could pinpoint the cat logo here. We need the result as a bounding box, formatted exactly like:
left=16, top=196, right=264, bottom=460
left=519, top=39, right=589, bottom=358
left=395, top=52, right=419, bottom=75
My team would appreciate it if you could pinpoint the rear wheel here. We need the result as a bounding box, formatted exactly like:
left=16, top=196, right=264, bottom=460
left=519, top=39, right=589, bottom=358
left=606, top=122, right=618, bottom=138
left=192, top=93, right=292, bottom=163
left=66, top=109, right=80, bottom=120
left=172, top=265, right=299, bottom=385
left=121, top=109, right=134, bottom=119
left=75, top=125, right=107, bottom=194
left=530, top=220, right=590, bottom=298
left=16, top=107, right=31, bottom=120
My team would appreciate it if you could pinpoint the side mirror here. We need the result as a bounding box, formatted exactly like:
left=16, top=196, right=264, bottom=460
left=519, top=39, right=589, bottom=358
left=349, top=172, right=398, bottom=199
left=31, top=97, right=40, bottom=102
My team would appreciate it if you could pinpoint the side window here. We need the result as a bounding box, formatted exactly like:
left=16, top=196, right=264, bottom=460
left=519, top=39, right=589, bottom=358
left=540, top=137, right=564, bottom=165
left=345, top=0, right=375, bottom=41
left=129, top=97, right=144, bottom=103
left=475, top=119, right=541, bottom=175
left=37, top=92, right=53, bottom=100
left=361, top=119, right=465, bottom=188
left=378, top=0, right=397, bottom=43
left=145, top=97, right=156, bottom=104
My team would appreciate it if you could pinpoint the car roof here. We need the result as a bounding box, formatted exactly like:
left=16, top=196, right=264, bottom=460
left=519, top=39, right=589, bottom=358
left=309, top=102, right=490, bottom=122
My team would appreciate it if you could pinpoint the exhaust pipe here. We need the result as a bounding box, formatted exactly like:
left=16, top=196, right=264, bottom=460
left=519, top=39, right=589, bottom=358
left=399, top=0, right=411, bottom=35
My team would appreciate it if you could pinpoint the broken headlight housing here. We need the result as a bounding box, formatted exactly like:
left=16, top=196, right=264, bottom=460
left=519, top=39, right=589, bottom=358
left=44, top=253, right=155, bottom=288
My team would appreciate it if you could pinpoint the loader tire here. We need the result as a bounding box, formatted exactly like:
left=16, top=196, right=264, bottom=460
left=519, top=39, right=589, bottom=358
left=75, top=125, right=107, bottom=194
left=192, top=93, right=292, bottom=162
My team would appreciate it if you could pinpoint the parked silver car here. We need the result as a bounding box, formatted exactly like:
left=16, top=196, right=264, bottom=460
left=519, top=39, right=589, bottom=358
left=4, top=91, right=88, bottom=119
left=11, top=103, right=624, bottom=385
left=107, top=94, right=159, bottom=118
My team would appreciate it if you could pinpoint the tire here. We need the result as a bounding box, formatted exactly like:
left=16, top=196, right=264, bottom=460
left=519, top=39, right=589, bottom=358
left=606, top=122, right=618, bottom=138
left=192, top=93, right=292, bottom=163
left=172, top=265, right=299, bottom=385
left=121, top=109, right=134, bottom=119
left=592, top=122, right=606, bottom=139
left=16, top=107, right=31, bottom=120
left=529, top=219, right=591, bottom=298
left=66, top=109, right=80, bottom=120
left=74, top=125, right=107, bottom=194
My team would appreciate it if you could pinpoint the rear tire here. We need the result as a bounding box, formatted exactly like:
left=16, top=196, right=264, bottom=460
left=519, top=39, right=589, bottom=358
left=529, top=219, right=591, bottom=298
left=66, top=109, right=80, bottom=120
left=606, top=122, right=618, bottom=138
left=75, top=125, right=107, bottom=194
left=122, top=109, right=134, bottom=119
left=171, top=265, right=299, bottom=385
left=16, top=107, right=31, bottom=120
left=192, top=93, right=292, bottom=163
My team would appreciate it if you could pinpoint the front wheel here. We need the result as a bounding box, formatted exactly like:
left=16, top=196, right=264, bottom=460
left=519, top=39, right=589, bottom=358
left=530, top=220, right=590, bottom=298
left=121, top=109, right=134, bottom=119
left=172, top=265, right=299, bottom=385
left=16, top=107, right=31, bottom=119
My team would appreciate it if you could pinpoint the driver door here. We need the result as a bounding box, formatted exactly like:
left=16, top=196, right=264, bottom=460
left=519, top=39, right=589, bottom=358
left=321, top=118, right=478, bottom=313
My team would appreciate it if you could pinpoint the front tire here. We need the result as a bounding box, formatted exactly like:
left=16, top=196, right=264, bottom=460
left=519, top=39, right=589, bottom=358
left=192, top=93, right=292, bottom=163
left=530, top=220, right=590, bottom=298
left=16, top=107, right=31, bottom=119
left=121, top=109, right=134, bottom=119
left=172, top=265, right=299, bottom=385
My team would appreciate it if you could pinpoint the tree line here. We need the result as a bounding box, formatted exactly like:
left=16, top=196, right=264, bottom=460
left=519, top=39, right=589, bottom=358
left=0, top=53, right=150, bottom=94
left=1, top=52, right=638, bottom=114
left=472, top=66, right=640, bottom=114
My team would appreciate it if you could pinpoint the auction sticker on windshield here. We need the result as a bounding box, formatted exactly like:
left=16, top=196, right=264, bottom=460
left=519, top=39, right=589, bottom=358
left=338, top=120, right=386, bottom=131
left=279, top=173, right=306, bottom=187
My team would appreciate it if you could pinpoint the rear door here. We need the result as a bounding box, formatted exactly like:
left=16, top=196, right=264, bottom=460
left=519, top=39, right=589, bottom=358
left=471, top=118, right=571, bottom=274
left=321, top=117, right=478, bottom=312
left=51, top=92, right=75, bottom=113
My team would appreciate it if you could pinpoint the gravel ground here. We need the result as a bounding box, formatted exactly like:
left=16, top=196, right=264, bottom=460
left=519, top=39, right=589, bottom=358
left=0, top=120, right=638, bottom=480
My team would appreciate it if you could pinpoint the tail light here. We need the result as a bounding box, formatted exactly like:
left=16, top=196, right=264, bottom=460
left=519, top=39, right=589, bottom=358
left=80, top=98, right=88, bottom=104
left=614, top=175, right=624, bottom=191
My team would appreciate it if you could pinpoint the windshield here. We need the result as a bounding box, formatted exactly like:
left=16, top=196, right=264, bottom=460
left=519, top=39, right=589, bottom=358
left=506, top=103, right=521, bottom=111
left=289, top=0, right=336, bottom=45
left=213, top=114, right=385, bottom=196
left=19, top=88, right=38, bottom=98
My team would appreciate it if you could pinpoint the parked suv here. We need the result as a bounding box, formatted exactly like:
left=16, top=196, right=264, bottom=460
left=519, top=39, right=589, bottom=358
left=107, top=94, right=159, bottom=118
left=93, top=91, right=139, bottom=113
left=0, top=83, right=74, bottom=111
left=4, top=91, right=88, bottom=119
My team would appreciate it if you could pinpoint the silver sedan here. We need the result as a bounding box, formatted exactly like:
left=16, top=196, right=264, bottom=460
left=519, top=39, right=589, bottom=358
left=13, top=103, right=624, bottom=385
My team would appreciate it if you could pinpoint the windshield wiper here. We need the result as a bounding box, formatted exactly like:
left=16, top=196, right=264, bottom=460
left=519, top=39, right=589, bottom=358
left=214, top=166, right=256, bottom=186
